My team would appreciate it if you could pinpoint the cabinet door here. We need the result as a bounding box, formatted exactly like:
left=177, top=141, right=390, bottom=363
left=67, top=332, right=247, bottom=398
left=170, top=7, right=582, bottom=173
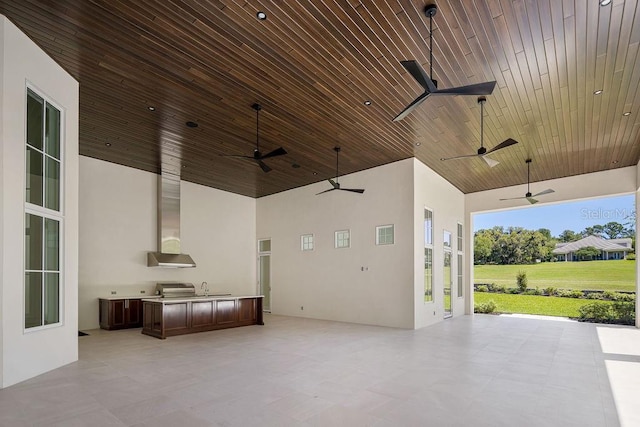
left=126, top=299, right=142, bottom=327
left=110, top=300, right=126, bottom=328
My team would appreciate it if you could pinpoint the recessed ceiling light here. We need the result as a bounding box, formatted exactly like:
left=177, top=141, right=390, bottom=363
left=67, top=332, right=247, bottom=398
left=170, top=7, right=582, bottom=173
left=182, top=165, right=187, bottom=168
left=313, top=172, right=318, bottom=175
left=364, top=100, right=372, bottom=106
left=612, top=160, right=619, bottom=164
left=104, top=142, right=111, bottom=147
left=256, top=11, right=267, bottom=20
left=186, top=121, right=198, bottom=128
left=593, top=89, right=603, bottom=95
left=292, top=163, right=301, bottom=169
left=599, top=0, right=612, bottom=6
left=623, top=111, right=631, bottom=116
left=415, top=142, right=421, bottom=146
left=148, top=106, right=156, bottom=111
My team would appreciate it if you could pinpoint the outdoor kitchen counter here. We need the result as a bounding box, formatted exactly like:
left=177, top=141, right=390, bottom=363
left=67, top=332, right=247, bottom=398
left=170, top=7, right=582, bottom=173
left=141, top=295, right=264, bottom=339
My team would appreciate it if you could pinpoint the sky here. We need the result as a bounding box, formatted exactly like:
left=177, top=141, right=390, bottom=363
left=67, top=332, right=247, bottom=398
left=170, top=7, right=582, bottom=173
left=473, top=194, right=635, bottom=236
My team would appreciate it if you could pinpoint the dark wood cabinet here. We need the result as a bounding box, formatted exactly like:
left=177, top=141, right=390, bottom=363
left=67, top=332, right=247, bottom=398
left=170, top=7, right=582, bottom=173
left=142, top=296, right=263, bottom=339
left=99, top=298, right=146, bottom=330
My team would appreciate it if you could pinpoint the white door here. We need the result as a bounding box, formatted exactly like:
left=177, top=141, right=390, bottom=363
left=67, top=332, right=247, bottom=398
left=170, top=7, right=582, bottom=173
left=258, top=239, right=271, bottom=312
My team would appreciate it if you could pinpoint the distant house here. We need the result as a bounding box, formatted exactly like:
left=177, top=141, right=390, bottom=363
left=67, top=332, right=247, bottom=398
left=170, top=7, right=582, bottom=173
left=553, top=235, right=633, bottom=261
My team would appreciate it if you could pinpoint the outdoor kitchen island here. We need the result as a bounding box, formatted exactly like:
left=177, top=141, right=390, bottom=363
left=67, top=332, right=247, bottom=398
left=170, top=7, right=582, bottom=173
left=141, top=295, right=264, bottom=339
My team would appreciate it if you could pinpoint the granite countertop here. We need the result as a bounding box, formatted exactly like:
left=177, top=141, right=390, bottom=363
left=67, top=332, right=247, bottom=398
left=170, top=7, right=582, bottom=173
left=99, top=295, right=161, bottom=301
left=141, top=295, right=264, bottom=303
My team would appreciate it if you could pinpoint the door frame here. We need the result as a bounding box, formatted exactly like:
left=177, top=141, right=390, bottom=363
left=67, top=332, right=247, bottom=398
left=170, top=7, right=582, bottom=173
left=257, top=239, right=271, bottom=312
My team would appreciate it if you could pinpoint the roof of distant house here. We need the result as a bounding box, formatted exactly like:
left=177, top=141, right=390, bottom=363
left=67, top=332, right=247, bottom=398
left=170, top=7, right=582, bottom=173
left=552, top=235, right=633, bottom=255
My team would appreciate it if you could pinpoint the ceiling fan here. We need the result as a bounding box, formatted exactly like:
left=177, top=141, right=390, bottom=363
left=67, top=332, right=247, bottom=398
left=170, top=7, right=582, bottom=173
left=393, top=4, right=496, bottom=122
left=440, top=96, right=519, bottom=167
left=500, top=159, right=555, bottom=204
left=316, top=147, right=365, bottom=195
left=221, top=103, right=287, bottom=173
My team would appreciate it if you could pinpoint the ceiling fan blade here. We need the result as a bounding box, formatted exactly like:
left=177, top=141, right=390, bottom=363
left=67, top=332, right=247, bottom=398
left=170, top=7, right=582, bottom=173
left=259, top=146, right=287, bottom=159
left=499, top=196, right=527, bottom=201
left=328, top=178, right=339, bottom=189
left=486, top=138, right=519, bottom=155
left=533, top=189, right=555, bottom=197
left=339, top=188, right=365, bottom=194
left=220, top=154, right=253, bottom=159
left=482, top=156, right=499, bottom=167
left=433, top=80, right=497, bottom=95
left=526, top=197, right=539, bottom=204
left=440, top=153, right=480, bottom=161
left=257, top=160, right=272, bottom=173
left=400, top=60, right=437, bottom=93
left=316, top=188, right=337, bottom=195
left=393, top=91, right=431, bottom=122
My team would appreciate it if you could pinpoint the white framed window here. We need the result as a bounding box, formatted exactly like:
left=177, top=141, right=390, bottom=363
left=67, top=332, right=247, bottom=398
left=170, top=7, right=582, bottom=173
left=25, top=87, right=63, bottom=330
left=301, top=234, right=314, bottom=251
left=376, top=224, right=394, bottom=245
left=443, top=230, right=452, bottom=249
left=424, top=208, right=433, bottom=302
left=457, top=254, right=464, bottom=299
left=335, top=230, right=350, bottom=249
left=457, top=223, right=463, bottom=253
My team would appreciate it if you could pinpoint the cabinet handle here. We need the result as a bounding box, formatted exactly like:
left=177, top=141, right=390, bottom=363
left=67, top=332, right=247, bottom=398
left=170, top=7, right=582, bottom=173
left=125, top=300, right=129, bottom=309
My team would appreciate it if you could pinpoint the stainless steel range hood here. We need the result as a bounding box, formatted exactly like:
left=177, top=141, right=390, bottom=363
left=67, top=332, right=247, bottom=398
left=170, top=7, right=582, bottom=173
left=147, top=172, right=196, bottom=268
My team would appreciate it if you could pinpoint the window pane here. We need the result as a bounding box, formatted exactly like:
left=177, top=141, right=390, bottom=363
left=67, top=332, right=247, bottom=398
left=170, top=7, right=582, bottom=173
left=45, top=157, right=60, bottom=211
left=45, top=103, right=61, bottom=159
left=25, top=272, right=43, bottom=328
left=45, top=218, right=59, bottom=271
left=27, top=90, right=44, bottom=150
left=26, top=146, right=43, bottom=206
left=259, top=240, right=271, bottom=252
left=457, top=254, right=463, bottom=297
left=424, top=209, right=433, bottom=246
left=44, top=273, right=60, bottom=325
left=25, top=214, right=43, bottom=270
left=424, top=248, right=433, bottom=302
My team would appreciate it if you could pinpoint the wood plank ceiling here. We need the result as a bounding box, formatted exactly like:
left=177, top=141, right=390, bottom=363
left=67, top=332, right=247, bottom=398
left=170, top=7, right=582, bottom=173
left=0, top=0, right=638, bottom=198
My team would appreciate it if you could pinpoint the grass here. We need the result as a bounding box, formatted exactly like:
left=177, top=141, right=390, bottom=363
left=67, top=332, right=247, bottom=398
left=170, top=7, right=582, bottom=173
left=474, top=259, right=636, bottom=292
left=474, top=291, right=604, bottom=318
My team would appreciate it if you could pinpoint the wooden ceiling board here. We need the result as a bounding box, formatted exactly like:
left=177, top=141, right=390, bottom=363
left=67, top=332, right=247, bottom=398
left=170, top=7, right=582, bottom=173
left=0, top=0, right=638, bottom=198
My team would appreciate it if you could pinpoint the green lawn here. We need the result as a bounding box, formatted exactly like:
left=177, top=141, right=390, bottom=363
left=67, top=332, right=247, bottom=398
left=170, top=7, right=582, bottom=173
left=474, top=291, right=602, bottom=318
left=474, top=259, right=636, bottom=292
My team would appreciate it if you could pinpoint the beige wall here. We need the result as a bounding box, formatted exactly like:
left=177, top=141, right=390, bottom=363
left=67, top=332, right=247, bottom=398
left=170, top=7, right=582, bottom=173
left=0, top=16, right=79, bottom=388
left=78, top=156, right=257, bottom=330
left=257, top=159, right=415, bottom=328
left=413, top=159, right=466, bottom=328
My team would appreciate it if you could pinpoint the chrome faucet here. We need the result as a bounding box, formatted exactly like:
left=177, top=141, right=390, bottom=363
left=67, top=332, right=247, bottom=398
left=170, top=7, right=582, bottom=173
left=201, top=281, right=209, bottom=296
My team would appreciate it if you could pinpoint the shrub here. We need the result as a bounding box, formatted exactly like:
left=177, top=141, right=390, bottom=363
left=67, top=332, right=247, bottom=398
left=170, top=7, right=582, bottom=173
left=586, top=292, right=604, bottom=300
left=506, top=287, right=520, bottom=294
left=556, top=289, right=574, bottom=298
left=627, top=253, right=636, bottom=260
left=544, top=287, right=557, bottom=296
left=579, top=301, right=635, bottom=325
left=613, top=293, right=635, bottom=302
left=603, top=290, right=617, bottom=300
left=489, top=283, right=507, bottom=293
left=474, top=300, right=497, bottom=314
left=524, top=287, right=543, bottom=296
left=516, top=271, right=528, bottom=293
left=569, top=289, right=584, bottom=298
left=476, top=285, right=489, bottom=292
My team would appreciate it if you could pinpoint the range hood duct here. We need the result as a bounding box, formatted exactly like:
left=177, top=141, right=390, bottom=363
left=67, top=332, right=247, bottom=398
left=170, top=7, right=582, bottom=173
left=147, top=172, right=196, bottom=268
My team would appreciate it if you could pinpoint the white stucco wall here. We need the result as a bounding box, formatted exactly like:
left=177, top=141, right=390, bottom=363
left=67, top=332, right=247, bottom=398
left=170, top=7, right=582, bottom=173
left=0, top=16, right=79, bottom=388
left=78, top=156, right=257, bottom=330
left=464, top=166, right=638, bottom=316
left=257, top=159, right=415, bottom=328
left=413, top=159, right=466, bottom=328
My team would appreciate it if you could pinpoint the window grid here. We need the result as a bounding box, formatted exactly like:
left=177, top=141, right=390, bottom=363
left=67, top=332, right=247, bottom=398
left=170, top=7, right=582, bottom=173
left=25, top=87, right=63, bottom=330
left=301, top=234, right=314, bottom=251
left=457, top=223, right=463, bottom=299
left=457, top=253, right=463, bottom=299
left=376, top=225, right=394, bottom=245
left=424, top=208, right=433, bottom=302
left=335, top=230, right=350, bottom=249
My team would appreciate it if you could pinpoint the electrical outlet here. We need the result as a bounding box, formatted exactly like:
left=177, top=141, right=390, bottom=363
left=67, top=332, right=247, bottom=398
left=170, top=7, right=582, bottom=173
left=140, top=290, right=145, bottom=294
left=111, top=291, right=116, bottom=295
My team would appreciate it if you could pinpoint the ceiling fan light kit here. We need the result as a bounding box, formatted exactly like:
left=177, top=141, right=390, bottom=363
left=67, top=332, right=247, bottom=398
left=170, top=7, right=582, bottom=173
left=393, top=3, right=496, bottom=121
left=316, top=147, right=365, bottom=195
left=220, top=103, right=287, bottom=173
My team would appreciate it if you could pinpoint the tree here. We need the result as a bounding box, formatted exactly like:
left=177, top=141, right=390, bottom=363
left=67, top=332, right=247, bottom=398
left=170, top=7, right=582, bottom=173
left=537, top=228, right=552, bottom=240
left=581, top=225, right=604, bottom=238
left=474, top=233, right=493, bottom=264
left=602, top=221, right=626, bottom=239
left=558, top=229, right=580, bottom=242
left=575, top=246, right=600, bottom=261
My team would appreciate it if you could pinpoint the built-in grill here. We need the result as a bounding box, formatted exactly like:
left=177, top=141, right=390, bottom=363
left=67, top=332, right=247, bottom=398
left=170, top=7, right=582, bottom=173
left=156, top=283, right=196, bottom=298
